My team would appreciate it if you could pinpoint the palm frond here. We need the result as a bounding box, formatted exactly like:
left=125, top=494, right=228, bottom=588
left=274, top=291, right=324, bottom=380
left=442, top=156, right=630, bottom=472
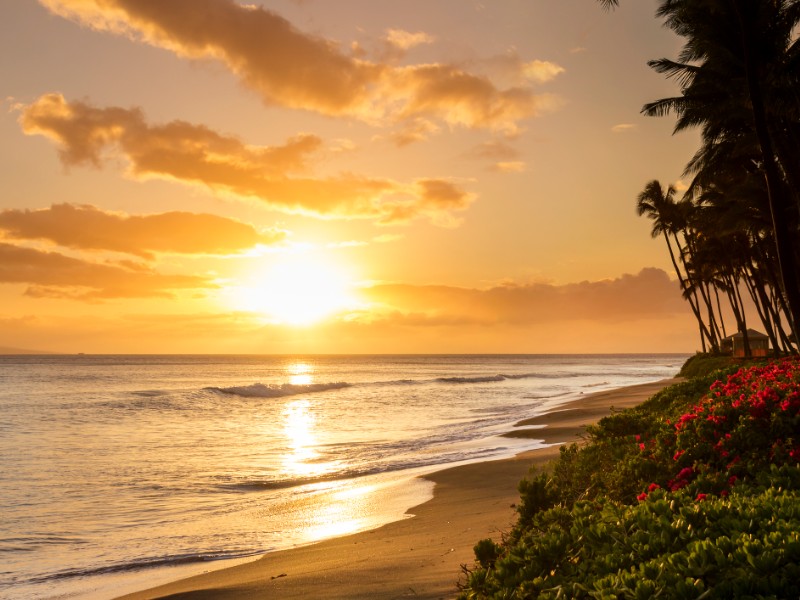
left=596, top=0, right=619, bottom=10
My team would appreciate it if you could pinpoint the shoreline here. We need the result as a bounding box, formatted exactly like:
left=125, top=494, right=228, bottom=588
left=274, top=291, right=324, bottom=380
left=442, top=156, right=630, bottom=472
left=114, top=377, right=680, bottom=600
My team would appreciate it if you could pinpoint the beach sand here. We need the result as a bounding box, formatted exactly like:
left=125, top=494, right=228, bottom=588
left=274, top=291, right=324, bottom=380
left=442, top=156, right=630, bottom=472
left=116, top=378, right=679, bottom=600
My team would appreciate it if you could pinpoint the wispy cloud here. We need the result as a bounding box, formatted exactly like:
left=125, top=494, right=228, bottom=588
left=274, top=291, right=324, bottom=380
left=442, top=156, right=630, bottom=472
left=384, top=29, right=434, bottom=51
left=467, top=140, right=521, bottom=161
left=384, top=118, right=440, bottom=147
left=20, top=94, right=475, bottom=225
left=0, top=203, right=286, bottom=259
left=673, top=179, right=689, bottom=192
left=38, top=0, right=561, bottom=133
left=489, top=161, right=526, bottom=173
left=465, top=140, right=525, bottom=172
left=611, top=123, right=636, bottom=133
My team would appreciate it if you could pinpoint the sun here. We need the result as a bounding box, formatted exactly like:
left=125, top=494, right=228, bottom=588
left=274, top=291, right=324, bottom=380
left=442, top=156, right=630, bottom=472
left=232, top=255, right=361, bottom=325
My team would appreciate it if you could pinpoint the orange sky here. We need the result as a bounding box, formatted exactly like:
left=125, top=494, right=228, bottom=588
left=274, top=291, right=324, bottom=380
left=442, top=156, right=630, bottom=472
left=0, top=0, right=701, bottom=354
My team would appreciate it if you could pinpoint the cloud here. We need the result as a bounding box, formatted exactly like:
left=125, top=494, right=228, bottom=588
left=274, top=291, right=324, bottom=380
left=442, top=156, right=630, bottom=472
left=0, top=242, right=213, bottom=299
left=673, top=179, right=689, bottom=192
left=464, top=140, right=524, bottom=172
left=361, top=268, right=686, bottom=326
left=0, top=203, right=286, bottom=258
left=20, top=94, right=475, bottom=224
left=384, top=118, right=440, bottom=147
left=38, top=0, right=559, bottom=132
left=1, top=268, right=697, bottom=353
left=490, top=161, right=525, bottom=173
left=611, top=123, right=636, bottom=133
left=389, top=64, right=541, bottom=133
left=384, top=29, right=434, bottom=51
left=476, top=52, right=565, bottom=87
left=467, top=140, right=521, bottom=161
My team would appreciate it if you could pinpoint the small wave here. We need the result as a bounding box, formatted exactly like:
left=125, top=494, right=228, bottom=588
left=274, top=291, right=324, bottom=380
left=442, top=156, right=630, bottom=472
left=436, top=375, right=507, bottom=384
left=374, top=379, right=420, bottom=386
left=28, top=549, right=263, bottom=583
left=522, top=391, right=571, bottom=400
left=436, top=373, right=588, bottom=384
left=582, top=381, right=609, bottom=388
left=206, top=381, right=350, bottom=398
left=500, top=372, right=571, bottom=380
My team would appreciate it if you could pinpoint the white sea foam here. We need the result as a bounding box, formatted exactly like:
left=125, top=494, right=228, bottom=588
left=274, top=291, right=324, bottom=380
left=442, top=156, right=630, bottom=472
left=206, top=381, right=351, bottom=398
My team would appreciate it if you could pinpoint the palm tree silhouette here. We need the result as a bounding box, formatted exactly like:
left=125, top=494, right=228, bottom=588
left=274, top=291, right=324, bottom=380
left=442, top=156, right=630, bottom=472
left=602, top=0, right=800, bottom=351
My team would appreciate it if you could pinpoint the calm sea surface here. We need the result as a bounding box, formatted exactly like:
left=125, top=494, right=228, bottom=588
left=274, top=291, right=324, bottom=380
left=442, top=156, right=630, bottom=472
left=0, top=354, right=687, bottom=599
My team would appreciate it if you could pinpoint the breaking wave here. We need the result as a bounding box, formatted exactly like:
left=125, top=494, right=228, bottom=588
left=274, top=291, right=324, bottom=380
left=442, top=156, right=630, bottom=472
left=206, top=381, right=351, bottom=398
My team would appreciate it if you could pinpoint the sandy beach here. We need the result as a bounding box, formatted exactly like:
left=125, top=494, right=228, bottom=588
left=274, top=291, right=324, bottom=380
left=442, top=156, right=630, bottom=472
left=116, top=378, right=679, bottom=600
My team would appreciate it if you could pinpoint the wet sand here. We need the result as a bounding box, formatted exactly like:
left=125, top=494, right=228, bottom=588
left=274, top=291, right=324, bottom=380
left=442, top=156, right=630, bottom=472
left=116, top=378, right=679, bottom=600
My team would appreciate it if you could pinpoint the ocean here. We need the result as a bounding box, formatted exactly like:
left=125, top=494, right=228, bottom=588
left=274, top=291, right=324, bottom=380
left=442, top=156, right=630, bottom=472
left=0, top=354, right=687, bottom=599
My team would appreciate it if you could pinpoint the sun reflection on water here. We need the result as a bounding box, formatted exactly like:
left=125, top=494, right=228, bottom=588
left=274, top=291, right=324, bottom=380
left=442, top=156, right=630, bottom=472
left=281, top=399, right=327, bottom=478
left=287, top=362, right=314, bottom=386
left=279, top=361, right=377, bottom=542
left=302, top=483, right=377, bottom=542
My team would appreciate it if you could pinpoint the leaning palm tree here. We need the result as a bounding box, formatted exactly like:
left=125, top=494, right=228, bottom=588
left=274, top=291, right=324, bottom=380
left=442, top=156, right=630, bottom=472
left=636, top=180, right=717, bottom=351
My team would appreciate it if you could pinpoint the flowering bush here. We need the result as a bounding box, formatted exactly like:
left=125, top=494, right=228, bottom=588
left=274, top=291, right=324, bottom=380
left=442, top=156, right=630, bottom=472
left=459, top=358, right=800, bottom=599
left=635, top=357, right=800, bottom=501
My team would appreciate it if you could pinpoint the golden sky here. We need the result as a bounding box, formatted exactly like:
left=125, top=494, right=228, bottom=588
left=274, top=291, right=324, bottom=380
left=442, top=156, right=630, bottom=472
left=0, top=0, right=701, bottom=353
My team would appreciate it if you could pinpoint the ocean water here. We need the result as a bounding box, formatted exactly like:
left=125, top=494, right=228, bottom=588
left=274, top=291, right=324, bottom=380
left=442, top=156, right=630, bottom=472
left=0, top=354, right=687, bottom=599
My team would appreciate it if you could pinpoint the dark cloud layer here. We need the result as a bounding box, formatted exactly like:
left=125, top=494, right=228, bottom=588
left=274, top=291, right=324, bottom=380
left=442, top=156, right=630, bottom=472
left=363, top=268, right=685, bottom=325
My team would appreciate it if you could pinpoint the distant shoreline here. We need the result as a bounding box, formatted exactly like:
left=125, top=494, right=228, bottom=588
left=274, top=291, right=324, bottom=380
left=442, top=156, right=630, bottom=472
left=115, top=377, right=679, bottom=600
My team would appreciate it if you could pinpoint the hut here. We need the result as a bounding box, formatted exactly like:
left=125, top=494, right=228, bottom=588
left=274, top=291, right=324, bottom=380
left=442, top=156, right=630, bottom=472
left=721, top=329, right=770, bottom=358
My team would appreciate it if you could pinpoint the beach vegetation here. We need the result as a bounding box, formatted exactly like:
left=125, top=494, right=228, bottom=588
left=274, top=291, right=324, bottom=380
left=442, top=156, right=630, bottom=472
left=459, top=357, right=800, bottom=599
left=677, top=353, right=737, bottom=379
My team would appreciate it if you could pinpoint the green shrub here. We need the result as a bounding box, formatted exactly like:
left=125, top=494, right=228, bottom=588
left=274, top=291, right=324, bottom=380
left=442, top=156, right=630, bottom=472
left=460, top=358, right=800, bottom=600
left=679, top=353, right=738, bottom=379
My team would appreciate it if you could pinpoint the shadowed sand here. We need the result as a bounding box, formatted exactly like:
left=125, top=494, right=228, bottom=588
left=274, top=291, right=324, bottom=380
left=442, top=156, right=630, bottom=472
left=116, top=378, right=679, bottom=600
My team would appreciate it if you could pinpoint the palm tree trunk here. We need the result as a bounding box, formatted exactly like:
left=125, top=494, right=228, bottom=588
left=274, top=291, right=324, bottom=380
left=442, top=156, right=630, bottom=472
left=672, top=230, right=717, bottom=350
left=742, top=264, right=780, bottom=355
left=662, top=232, right=715, bottom=348
left=713, top=285, right=728, bottom=339
left=734, top=1, right=800, bottom=350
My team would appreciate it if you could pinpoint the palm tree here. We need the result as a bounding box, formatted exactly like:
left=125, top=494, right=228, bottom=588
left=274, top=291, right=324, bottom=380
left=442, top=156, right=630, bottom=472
left=636, top=180, right=718, bottom=351
left=642, top=0, right=800, bottom=348
left=605, top=0, right=800, bottom=351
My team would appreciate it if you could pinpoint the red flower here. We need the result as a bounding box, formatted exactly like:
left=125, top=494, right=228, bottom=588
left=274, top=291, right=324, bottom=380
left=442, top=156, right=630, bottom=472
left=647, top=483, right=660, bottom=492
left=695, top=493, right=707, bottom=502
left=637, top=492, right=647, bottom=502
left=669, top=479, right=688, bottom=492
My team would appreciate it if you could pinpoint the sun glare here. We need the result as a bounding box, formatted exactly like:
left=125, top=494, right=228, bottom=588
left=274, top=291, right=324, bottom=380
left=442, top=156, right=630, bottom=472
left=233, top=256, right=360, bottom=325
